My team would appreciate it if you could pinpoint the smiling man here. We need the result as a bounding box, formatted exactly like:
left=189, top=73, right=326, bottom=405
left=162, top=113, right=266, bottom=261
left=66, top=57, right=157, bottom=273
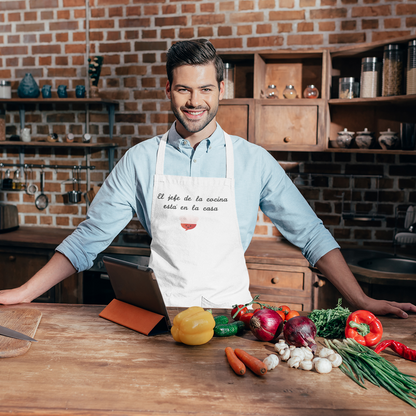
left=0, top=39, right=415, bottom=317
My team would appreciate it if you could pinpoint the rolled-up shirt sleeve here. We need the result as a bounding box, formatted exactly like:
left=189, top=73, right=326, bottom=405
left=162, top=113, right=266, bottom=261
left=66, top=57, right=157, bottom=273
left=259, top=151, right=339, bottom=266
left=56, top=149, right=138, bottom=272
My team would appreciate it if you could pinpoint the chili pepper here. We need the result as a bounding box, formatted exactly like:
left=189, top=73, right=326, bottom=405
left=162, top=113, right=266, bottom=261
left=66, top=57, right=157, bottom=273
left=374, top=340, right=416, bottom=361
left=345, top=310, right=383, bottom=347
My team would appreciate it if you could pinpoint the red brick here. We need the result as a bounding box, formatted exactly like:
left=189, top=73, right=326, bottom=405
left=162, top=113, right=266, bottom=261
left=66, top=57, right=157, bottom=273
left=202, top=3, right=216, bottom=12
left=57, top=10, right=70, bottom=19
left=298, top=22, right=313, bottom=31
left=230, top=12, right=264, bottom=23
left=247, top=36, right=283, bottom=47
left=371, top=30, right=411, bottom=42
left=161, top=28, right=175, bottom=38
left=100, top=42, right=131, bottom=53
left=362, top=19, right=378, bottom=29
left=124, top=30, right=138, bottom=40
left=141, top=78, right=155, bottom=88
left=179, top=28, right=195, bottom=38
left=56, top=32, right=69, bottom=42
left=0, top=1, right=26, bottom=10
left=288, top=34, right=323, bottom=45
left=319, top=21, right=335, bottom=31
left=16, top=23, right=45, bottom=32
left=152, top=65, right=166, bottom=75
left=74, top=9, right=85, bottom=19
left=278, top=23, right=292, bottom=33
left=341, top=20, right=356, bottom=30
left=211, top=38, right=243, bottom=49
left=384, top=18, right=401, bottom=29
left=396, top=4, right=416, bottom=15
left=198, top=27, right=213, bottom=37
left=176, top=5, right=191, bottom=14
left=24, top=11, right=37, bottom=20
left=257, top=23, right=272, bottom=34
left=0, top=69, right=11, bottom=78
left=63, top=0, right=85, bottom=6
left=7, top=34, right=19, bottom=43
left=321, top=0, right=336, bottom=5
left=97, top=0, right=129, bottom=4
left=30, top=0, right=59, bottom=8
left=90, top=8, right=105, bottom=18
left=161, top=5, right=176, bottom=14
left=89, top=19, right=115, bottom=29
left=279, top=0, right=294, bottom=8
left=156, top=16, right=187, bottom=26
left=22, top=56, right=35, bottom=66
left=109, top=7, right=123, bottom=17
left=55, top=56, right=68, bottom=66
left=32, top=44, right=61, bottom=54
left=134, top=90, right=166, bottom=100
left=41, top=10, right=53, bottom=19
left=141, top=30, right=156, bottom=39
left=259, top=0, right=275, bottom=8
left=123, top=77, right=137, bottom=88
left=72, top=56, right=84, bottom=65
left=270, top=10, right=305, bottom=20
left=351, top=5, right=391, bottom=17
left=73, top=32, right=87, bottom=41
left=237, top=25, right=252, bottom=35
left=39, top=56, right=52, bottom=66
left=406, top=17, right=416, bottom=28
left=329, top=32, right=366, bottom=43
left=218, top=26, right=232, bottom=36
left=65, top=44, right=85, bottom=54
left=300, top=0, right=315, bottom=6
left=143, top=53, right=155, bottom=63
left=107, top=31, right=121, bottom=41
left=192, top=14, right=224, bottom=25
left=310, top=8, right=347, bottom=19
left=39, top=33, right=52, bottom=42
left=116, top=65, right=147, bottom=76
left=126, top=6, right=141, bottom=16
left=239, top=1, right=254, bottom=11
left=135, top=41, right=166, bottom=51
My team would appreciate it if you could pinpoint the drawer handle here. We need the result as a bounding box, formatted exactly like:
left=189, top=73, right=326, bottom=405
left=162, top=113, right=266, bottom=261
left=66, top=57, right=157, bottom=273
left=283, top=137, right=291, bottom=143
left=271, top=277, right=279, bottom=284
left=9, top=255, right=16, bottom=262
left=314, top=279, right=326, bottom=288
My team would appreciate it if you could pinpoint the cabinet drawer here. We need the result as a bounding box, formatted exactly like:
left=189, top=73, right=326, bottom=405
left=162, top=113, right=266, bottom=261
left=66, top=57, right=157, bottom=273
left=248, top=268, right=304, bottom=290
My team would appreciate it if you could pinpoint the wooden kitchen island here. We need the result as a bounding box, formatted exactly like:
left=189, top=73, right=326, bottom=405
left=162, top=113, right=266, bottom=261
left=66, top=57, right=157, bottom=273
left=0, top=304, right=415, bottom=415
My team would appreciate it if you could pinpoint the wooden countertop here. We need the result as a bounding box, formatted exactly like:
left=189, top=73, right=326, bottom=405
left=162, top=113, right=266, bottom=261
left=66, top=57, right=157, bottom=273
left=0, top=303, right=415, bottom=415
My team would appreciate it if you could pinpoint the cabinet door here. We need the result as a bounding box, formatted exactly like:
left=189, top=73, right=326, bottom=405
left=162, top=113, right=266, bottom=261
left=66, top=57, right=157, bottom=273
left=217, top=99, right=254, bottom=140
left=248, top=263, right=313, bottom=311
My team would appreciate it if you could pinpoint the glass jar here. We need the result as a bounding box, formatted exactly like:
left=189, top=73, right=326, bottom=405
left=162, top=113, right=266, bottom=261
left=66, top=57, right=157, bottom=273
left=382, top=44, right=403, bottom=96
left=303, top=85, right=319, bottom=99
left=407, top=40, right=416, bottom=95
left=360, top=57, right=381, bottom=98
left=283, top=85, right=297, bottom=99
left=0, top=81, right=11, bottom=99
left=0, top=109, right=5, bottom=142
left=266, top=84, right=278, bottom=99
left=223, top=63, right=235, bottom=99
left=339, top=77, right=359, bottom=99
left=2, top=169, right=12, bottom=190
left=12, top=169, right=22, bottom=190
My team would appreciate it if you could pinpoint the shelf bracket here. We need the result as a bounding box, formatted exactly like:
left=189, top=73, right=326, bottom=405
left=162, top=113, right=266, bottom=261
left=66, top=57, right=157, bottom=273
left=108, top=147, right=115, bottom=172
left=106, top=103, right=115, bottom=139
left=18, top=104, right=25, bottom=131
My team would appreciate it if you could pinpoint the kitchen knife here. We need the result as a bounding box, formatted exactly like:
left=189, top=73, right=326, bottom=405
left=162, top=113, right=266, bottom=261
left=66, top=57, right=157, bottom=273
left=0, top=324, right=37, bottom=342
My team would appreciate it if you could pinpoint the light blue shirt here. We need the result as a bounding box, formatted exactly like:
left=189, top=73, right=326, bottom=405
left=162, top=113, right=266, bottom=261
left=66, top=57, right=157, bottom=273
left=57, top=123, right=339, bottom=271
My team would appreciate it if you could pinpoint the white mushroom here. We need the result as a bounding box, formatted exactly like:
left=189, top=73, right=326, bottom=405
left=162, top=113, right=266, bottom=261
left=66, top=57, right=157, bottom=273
left=289, top=345, right=296, bottom=351
left=301, top=347, right=314, bottom=361
left=274, top=340, right=289, bottom=354
left=318, top=347, right=335, bottom=358
left=328, top=353, right=342, bottom=368
left=315, top=358, right=333, bottom=374
left=280, top=348, right=291, bottom=361
left=299, top=360, right=313, bottom=371
left=263, top=354, right=279, bottom=370
left=290, top=348, right=305, bottom=361
left=287, top=356, right=302, bottom=369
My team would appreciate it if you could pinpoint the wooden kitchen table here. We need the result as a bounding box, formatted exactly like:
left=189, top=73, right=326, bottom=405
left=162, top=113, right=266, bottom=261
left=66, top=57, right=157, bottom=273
left=0, top=304, right=415, bottom=416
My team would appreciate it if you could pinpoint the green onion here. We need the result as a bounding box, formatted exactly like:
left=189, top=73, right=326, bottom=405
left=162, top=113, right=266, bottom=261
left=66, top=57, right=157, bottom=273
left=326, top=338, right=416, bottom=408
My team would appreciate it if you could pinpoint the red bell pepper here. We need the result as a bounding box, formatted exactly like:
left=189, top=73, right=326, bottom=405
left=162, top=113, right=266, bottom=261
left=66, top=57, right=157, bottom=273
left=345, top=310, right=383, bottom=347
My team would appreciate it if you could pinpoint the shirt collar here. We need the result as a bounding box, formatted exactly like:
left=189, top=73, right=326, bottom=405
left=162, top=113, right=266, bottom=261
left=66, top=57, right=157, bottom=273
left=167, top=121, right=225, bottom=152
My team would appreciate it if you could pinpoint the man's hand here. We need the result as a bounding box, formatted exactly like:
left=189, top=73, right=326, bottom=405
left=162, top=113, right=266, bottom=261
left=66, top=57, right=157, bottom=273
left=0, top=287, right=30, bottom=305
left=356, top=297, right=416, bottom=319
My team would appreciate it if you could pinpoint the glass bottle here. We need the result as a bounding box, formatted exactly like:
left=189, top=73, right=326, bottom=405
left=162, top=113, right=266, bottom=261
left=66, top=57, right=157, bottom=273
left=283, top=85, right=297, bottom=99
left=407, top=40, right=416, bottom=95
left=303, top=85, right=319, bottom=99
left=223, top=63, right=235, bottom=99
left=360, top=57, right=381, bottom=98
left=382, top=44, right=403, bottom=97
left=2, top=169, right=12, bottom=190
left=266, top=85, right=278, bottom=99
left=339, top=77, right=359, bottom=99
left=0, top=109, right=5, bottom=142
left=12, top=169, right=22, bottom=190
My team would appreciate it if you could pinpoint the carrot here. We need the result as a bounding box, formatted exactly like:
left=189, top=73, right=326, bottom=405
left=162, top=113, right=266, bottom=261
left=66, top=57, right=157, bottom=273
left=225, top=347, right=246, bottom=375
left=234, top=348, right=267, bottom=376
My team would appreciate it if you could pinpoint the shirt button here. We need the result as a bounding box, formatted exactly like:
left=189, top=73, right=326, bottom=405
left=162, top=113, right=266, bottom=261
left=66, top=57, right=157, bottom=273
left=209, top=146, right=212, bottom=149
left=193, top=159, right=197, bottom=163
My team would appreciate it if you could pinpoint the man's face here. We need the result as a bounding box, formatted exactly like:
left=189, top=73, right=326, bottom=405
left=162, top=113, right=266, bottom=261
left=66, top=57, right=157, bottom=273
left=166, top=63, right=224, bottom=139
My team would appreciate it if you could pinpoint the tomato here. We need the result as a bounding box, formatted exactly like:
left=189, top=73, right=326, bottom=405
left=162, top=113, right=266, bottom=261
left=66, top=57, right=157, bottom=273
left=240, top=312, right=254, bottom=329
left=285, top=310, right=300, bottom=321
left=279, top=305, right=291, bottom=315
left=231, top=305, right=248, bottom=321
left=276, top=310, right=286, bottom=321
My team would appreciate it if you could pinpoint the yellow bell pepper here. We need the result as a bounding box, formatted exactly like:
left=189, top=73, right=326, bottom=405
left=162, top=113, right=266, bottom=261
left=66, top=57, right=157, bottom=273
left=171, top=306, right=216, bottom=345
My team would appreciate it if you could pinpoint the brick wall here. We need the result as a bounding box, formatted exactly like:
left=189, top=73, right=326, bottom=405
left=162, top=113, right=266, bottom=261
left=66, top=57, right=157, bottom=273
left=0, top=0, right=415, bottom=247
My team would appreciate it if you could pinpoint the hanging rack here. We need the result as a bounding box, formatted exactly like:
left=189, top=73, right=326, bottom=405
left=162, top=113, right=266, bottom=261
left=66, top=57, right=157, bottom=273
left=0, top=163, right=95, bottom=170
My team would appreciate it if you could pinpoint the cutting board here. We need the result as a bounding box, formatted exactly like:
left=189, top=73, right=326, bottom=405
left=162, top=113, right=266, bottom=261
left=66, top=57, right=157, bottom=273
left=0, top=308, right=42, bottom=358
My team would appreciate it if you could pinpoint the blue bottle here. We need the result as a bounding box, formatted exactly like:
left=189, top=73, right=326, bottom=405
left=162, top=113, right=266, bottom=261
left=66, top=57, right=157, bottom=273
left=57, top=85, right=68, bottom=98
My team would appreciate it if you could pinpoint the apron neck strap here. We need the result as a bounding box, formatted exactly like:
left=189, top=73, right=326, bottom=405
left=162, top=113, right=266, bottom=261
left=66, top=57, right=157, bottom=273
left=156, top=130, right=234, bottom=179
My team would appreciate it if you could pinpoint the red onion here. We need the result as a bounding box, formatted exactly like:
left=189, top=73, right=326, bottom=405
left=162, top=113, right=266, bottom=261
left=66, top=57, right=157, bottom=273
left=283, top=316, right=317, bottom=352
left=249, top=308, right=284, bottom=342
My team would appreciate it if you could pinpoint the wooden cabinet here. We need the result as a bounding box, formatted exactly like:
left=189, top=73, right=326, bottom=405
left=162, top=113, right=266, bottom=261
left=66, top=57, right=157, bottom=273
left=245, top=239, right=314, bottom=311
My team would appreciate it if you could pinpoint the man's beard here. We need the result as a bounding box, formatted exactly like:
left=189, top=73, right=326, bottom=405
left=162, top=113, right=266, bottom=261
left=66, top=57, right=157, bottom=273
left=171, top=104, right=218, bottom=134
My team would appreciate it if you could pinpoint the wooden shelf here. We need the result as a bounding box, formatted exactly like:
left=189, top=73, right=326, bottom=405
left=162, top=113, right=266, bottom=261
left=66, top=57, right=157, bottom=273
left=325, top=147, right=416, bottom=154
left=0, top=141, right=117, bottom=149
left=329, top=95, right=416, bottom=106
left=0, top=98, right=117, bottom=104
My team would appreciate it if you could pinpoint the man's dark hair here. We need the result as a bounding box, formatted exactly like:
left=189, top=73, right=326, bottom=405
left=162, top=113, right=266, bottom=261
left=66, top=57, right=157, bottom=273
left=166, top=39, right=224, bottom=87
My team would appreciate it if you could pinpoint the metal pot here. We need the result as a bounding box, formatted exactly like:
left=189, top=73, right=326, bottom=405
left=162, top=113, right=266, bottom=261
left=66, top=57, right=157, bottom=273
left=67, top=190, right=82, bottom=204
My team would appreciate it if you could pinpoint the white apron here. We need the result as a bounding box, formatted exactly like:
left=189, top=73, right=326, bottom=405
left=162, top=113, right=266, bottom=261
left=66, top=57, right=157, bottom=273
left=148, top=130, right=252, bottom=308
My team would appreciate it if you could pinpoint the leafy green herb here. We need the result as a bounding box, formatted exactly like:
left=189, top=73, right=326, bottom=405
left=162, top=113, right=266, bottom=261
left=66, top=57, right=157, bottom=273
left=308, top=298, right=350, bottom=339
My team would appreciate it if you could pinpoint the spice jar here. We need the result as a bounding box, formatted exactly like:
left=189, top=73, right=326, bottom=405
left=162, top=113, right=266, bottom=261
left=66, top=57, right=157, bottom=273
left=0, top=81, right=11, bottom=99
left=266, top=85, right=278, bottom=99
left=0, top=109, right=5, bottom=142
left=360, top=57, right=381, bottom=98
left=355, top=128, right=374, bottom=149
left=339, top=77, right=359, bottom=99
left=223, top=63, right=235, bottom=99
left=283, top=85, right=297, bottom=99
left=382, top=44, right=403, bottom=97
left=406, top=40, right=416, bottom=95
left=303, top=85, right=319, bottom=99
left=378, top=128, right=399, bottom=150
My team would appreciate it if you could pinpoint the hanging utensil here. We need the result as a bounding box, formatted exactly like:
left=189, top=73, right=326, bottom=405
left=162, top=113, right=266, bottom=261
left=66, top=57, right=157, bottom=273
left=35, top=170, right=48, bottom=210
left=25, top=167, right=38, bottom=196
